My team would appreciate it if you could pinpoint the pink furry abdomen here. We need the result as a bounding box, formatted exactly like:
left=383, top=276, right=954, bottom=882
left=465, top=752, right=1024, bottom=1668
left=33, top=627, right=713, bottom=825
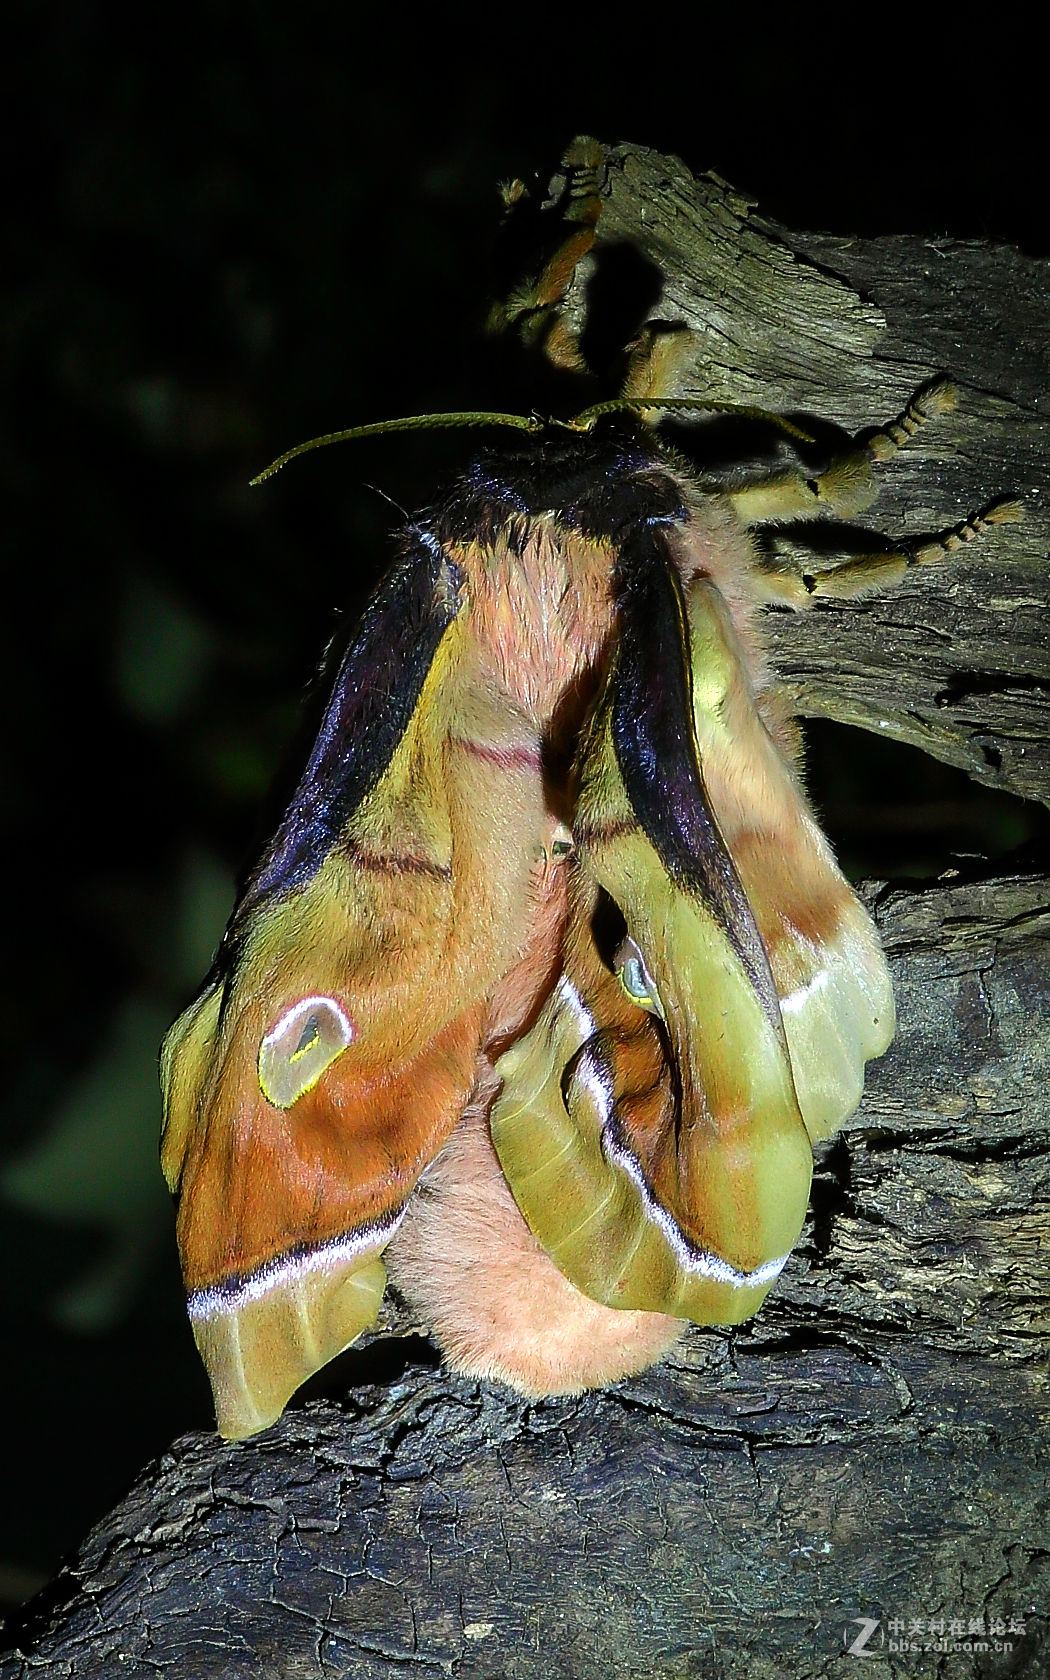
left=387, top=1094, right=685, bottom=1396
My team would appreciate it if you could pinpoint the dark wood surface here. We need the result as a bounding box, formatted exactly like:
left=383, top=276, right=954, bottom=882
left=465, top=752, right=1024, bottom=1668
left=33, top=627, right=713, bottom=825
left=4, top=142, right=1047, bottom=1679
left=581, top=144, right=1050, bottom=806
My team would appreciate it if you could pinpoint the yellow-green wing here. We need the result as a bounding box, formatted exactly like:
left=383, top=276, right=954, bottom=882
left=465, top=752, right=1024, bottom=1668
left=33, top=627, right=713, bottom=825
left=491, top=540, right=814, bottom=1325
left=681, top=574, right=894, bottom=1140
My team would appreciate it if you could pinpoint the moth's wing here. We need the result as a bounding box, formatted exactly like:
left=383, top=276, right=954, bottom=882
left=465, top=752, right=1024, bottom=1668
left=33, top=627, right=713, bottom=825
left=681, top=575, right=894, bottom=1140
left=491, top=541, right=815, bottom=1326
left=163, top=935, right=486, bottom=1441
left=162, top=534, right=550, bottom=1437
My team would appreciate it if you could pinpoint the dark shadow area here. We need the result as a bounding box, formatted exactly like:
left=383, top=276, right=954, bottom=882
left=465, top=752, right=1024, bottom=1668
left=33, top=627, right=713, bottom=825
left=659, top=409, right=846, bottom=484
left=806, top=1134, right=855, bottom=1262
left=290, top=1333, right=443, bottom=1410
left=575, top=242, right=666, bottom=385
left=802, top=719, right=1050, bottom=880
left=757, top=518, right=906, bottom=561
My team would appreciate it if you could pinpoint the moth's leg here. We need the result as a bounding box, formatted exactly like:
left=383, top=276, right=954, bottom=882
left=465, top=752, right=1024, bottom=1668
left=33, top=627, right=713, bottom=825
left=865, top=379, right=959, bottom=464
left=488, top=136, right=606, bottom=372
left=621, top=324, right=704, bottom=402
left=756, top=498, right=1024, bottom=608
left=725, top=379, right=958, bottom=526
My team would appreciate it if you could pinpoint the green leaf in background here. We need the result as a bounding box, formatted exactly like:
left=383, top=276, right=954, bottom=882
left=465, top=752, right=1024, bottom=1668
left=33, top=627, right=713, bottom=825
left=1, top=849, right=234, bottom=1334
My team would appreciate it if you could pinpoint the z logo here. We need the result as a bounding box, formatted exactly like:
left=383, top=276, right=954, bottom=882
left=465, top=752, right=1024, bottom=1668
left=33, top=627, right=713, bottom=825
left=845, top=1618, right=884, bottom=1657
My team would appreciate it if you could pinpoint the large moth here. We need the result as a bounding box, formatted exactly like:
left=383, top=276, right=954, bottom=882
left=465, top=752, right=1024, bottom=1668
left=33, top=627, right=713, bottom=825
left=161, top=144, right=1020, bottom=1440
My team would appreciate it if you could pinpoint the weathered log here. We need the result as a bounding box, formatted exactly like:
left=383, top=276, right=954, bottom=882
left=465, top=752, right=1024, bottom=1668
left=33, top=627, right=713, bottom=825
left=4, top=141, right=1048, bottom=1679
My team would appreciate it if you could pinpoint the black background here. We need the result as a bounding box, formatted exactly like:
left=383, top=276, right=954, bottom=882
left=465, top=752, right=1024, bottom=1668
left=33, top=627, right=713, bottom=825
left=2, top=1, right=1046, bottom=1605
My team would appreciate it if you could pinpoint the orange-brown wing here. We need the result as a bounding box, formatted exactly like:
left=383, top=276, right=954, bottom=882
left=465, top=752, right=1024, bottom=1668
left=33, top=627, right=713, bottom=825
left=162, top=532, right=553, bottom=1437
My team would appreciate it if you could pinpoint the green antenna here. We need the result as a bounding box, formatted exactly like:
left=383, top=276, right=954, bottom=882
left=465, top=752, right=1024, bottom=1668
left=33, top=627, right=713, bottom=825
left=249, top=397, right=813, bottom=484
left=566, top=396, right=813, bottom=441
left=249, top=412, right=542, bottom=485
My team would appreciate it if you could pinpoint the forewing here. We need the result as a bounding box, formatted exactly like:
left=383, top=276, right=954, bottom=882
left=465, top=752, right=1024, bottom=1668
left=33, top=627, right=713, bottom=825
left=491, top=540, right=814, bottom=1325
left=162, top=532, right=553, bottom=1437
left=681, top=574, right=894, bottom=1140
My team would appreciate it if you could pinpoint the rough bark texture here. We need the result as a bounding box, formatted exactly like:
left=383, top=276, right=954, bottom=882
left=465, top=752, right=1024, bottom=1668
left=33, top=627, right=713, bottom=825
left=4, top=142, right=1048, bottom=1679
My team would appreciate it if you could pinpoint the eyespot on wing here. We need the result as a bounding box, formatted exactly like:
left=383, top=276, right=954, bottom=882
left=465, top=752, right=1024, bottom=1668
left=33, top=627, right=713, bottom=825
left=614, top=935, right=664, bottom=1018
left=258, top=995, right=355, bottom=1109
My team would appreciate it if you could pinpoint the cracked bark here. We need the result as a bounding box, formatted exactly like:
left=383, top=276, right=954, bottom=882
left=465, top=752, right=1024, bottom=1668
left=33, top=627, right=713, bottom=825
left=3, top=142, right=1049, bottom=1679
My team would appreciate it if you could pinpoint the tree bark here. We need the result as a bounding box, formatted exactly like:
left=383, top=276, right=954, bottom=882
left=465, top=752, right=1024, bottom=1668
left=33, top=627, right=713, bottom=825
left=4, top=142, right=1048, bottom=1679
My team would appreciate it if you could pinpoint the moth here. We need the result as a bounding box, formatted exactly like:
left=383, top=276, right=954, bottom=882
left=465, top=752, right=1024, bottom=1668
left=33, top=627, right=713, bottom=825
left=161, top=142, right=1021, bottom=1440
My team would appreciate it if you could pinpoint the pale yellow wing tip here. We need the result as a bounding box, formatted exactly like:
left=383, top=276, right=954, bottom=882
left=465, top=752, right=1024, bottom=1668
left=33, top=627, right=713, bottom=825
left=192, top=1256, right=388, bottom=1440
